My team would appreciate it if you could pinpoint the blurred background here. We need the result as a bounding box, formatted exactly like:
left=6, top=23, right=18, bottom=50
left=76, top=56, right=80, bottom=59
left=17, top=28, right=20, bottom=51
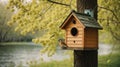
left=0, top=0, right=120, bottom=67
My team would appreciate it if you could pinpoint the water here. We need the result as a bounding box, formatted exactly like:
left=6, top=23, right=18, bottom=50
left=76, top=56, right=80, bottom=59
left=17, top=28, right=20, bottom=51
left=0, top=43, right=70, bottom=67
left=0, top=43, right=111, bottom=67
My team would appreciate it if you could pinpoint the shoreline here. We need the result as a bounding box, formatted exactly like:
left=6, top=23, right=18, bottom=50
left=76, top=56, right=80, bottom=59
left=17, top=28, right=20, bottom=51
left=0, top=42, right=40, bottom=45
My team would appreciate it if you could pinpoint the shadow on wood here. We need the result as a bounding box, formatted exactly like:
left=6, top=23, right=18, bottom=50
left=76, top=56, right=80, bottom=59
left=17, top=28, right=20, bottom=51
left=74, top=50, right=98, bottom=67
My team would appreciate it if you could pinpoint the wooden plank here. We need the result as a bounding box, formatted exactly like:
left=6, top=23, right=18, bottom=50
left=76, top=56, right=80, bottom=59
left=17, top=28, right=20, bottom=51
left=85, top=38, right=97, bottom=41
left=85, top=36, right=95, bottom=38
left=67, top=41, right=83, bottom=44
left=85, top=29, right=97, bottom=34
left=68, top=44, right=83, bottom=47
left=85, top=36, right=97, bottom=38
left=65, top=25, right=83, bottom=29
left=66, top=31, right=83, bottom=35
left=85, top=44, right=98, bottom=48
left=66, top=27, right=83, bottom=31
left=65, top=24, right=83, bottom=28
left=67, top=34, right=83, bottom=37
left=60, top=13, right=73, bottom=29
left=65, top=20, right=83, bottom=28
left=85, top=41, right=98, bottom=44
left=67, top=40, right=83, bottom=41
left=85, top=33, right=97, bottom=36
left=67, top=37, right=83, bottom=41
left=86, top=41, right=98, bottom=44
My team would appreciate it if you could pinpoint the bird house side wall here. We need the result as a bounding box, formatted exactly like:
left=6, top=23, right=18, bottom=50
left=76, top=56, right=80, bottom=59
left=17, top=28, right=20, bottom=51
left=84, top=28, right=98, bottom=49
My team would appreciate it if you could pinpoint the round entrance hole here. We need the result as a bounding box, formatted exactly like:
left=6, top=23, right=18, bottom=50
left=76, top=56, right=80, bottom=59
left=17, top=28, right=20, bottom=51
left=71, top=27, right=78, bottom=36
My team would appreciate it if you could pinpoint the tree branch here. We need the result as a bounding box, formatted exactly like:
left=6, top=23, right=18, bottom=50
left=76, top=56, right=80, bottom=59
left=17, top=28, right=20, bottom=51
left=108, top=27, right=120, bottom=41
left=47, top=0, right=70, bottom=6
left=98, top=6, right=120, bottom=23
left=98, top=18, right=119, bottom=25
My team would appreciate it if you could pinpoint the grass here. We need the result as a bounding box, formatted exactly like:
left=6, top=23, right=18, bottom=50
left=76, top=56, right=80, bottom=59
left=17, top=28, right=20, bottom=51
left=99, top=53, right=120, bottom=67
left=28, top=53, right=120, bottom=67
left=2, top=42, right=119, bottom=67
left=29, top=59, right=73, bottom=67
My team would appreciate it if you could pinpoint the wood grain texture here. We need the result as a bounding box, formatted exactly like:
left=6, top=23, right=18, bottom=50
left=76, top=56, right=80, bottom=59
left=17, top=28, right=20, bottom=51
left=84, top=28, right=98, bottom=48
left=68, top=44, right=83, bottom=47
left=67, top=41, right=82, bottom=44
left=65, top=17, right=84, bottom=48
left=67, top=34, right=83, bottom=37
left=74, top=50, right=98, bottom=67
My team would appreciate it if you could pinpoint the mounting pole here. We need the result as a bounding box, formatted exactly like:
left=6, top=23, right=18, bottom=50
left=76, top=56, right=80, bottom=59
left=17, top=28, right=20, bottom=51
left=74, top=0, right=98, bottom=67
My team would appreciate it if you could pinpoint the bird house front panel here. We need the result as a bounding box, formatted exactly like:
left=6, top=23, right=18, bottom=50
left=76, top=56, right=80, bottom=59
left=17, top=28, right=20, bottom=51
left=64, top=17, right=84, bottom=48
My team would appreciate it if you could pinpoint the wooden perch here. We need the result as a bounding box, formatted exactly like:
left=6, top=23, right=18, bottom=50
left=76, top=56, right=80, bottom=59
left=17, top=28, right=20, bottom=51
left=58, top=39, right=68, bottom=49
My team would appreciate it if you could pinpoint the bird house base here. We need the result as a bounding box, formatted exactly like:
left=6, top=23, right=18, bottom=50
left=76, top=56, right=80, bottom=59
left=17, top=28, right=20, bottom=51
left=58, top=39, right=98, bottom=50
left=60, top=47, right=98, bottom=50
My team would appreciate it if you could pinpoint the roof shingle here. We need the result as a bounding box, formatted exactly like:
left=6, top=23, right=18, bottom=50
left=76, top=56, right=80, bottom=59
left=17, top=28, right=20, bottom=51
left=73, top=11, right=102, bottom=29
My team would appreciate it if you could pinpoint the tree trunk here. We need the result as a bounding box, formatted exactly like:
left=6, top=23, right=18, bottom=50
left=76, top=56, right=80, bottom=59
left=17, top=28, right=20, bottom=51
left=77, top=0, right=98, bottom=20
left=74, top=0, right=98, bottom=67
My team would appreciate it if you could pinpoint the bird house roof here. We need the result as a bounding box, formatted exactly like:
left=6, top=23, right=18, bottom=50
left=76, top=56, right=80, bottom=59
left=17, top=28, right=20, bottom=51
left=60, top=10, right=102, bottom=29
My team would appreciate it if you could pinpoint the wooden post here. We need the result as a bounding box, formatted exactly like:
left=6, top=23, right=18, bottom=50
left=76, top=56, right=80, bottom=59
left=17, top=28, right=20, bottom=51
left=74, top=50, right=98, bottom=67
left=74, top=0, right=98, bottom=67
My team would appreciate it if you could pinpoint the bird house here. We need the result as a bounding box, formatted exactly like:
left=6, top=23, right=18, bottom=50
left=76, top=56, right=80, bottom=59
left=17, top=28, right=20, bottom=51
left=59, top=10, right=102, bottom=50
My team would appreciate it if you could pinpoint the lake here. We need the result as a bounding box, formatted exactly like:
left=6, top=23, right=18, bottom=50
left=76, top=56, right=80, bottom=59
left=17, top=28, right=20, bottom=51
left=0, top=43, right=111, bottom=67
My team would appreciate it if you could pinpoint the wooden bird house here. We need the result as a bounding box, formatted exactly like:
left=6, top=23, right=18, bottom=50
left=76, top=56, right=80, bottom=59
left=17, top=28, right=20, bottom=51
left=59, top=10, right=102, bottom=50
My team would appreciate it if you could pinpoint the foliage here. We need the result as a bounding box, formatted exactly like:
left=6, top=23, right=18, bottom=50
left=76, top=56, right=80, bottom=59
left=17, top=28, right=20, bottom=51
left=7, top=0, right=120, bottom=55
left=7, top=0, right=76, bottom=56
left=98, top=0, right=120, bottom=44
left=0, top=3, right=13, bottom=42
left=0, top=2, right=33, bottom=42
left=99, top=54, right=120, bottom=67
